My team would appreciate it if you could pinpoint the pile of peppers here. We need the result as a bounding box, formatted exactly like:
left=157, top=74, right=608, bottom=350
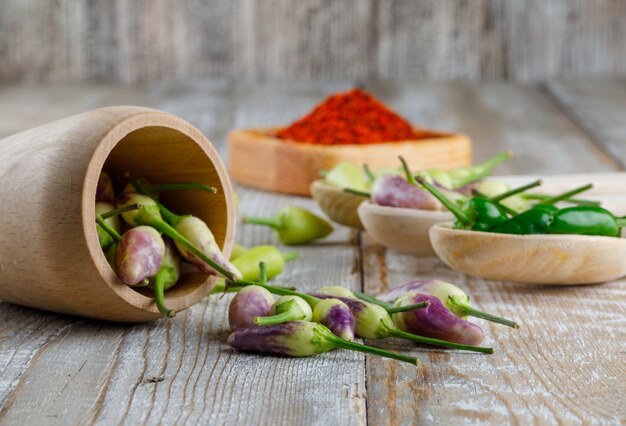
left=214, top=263, right=520, bottom=366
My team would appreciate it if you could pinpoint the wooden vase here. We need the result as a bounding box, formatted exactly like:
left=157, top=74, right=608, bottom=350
left=0, top=106, right=236, bottom=322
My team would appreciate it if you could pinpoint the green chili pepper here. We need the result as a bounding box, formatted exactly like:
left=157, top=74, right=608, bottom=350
left=493, top=184, right=593, bottom=235
left=423, top=151, right=511, bottom=189
left=229, top=244, right=248, bottom=261
left=230, top=245, right=298, bottom=281
left=548, top=206, right=626, bottom=237
left=96, top=203, right=121, bottom=249
left=243, top=207, right=333, bottom=245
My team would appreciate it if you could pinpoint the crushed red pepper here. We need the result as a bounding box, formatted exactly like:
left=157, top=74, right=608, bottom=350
left=276, top=88, right=426, bottom=145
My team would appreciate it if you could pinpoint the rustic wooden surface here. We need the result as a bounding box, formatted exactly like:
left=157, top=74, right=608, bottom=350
left=2, top=1, right=626, bottom=83
left=0, top=79, right=625, bottom=425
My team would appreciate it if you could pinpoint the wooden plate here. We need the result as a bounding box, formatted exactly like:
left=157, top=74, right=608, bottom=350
left=430, top=223, right=626, bottom=285
left=228, top=127, right=472, bottom=196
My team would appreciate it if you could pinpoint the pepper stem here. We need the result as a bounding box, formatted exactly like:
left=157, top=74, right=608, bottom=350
left=398, top=156, right=419, bottom=187
left=343, top=188, right=371, bottom=198
left=147, top=218, right=237, bottom=281
left=363, top=164, right=375, bottom=184
left=149, top=182, right=217, bottom=194
left=353, top=291, right=429, bottom=313
left=523, top=193, right=600, bottom=206
left=96, top=214, right=121, bottom=243
left=281, top=251, right=299, bottom=262
left=385, top=301, right=430, bottom=314
left=472, top=190, right=517, bottom=216
left=259, top=261, right=268, bottom=286
left=152, top=275, right=175, bottom=318
left=235, top=278, right=321, bottom=307
left=325, top=332, right=419, bottom=366
left=100, top=203, right=143, bottom=219
left=253, top=300, right=303, bottom=325
left=129, top=175, right=185, bottom=227
left=387, top=325, right=494, bottom=354
left=491, top=180, right=543, bottom=202
left=615, top=218, right=626, bottom=228
left=415, top=177, right=472, bottom=226
left=448, top=297, right=519, bottom=329
left=242, top=216, right=284, bottom=230
left=539, top=184, right=593, bottom=206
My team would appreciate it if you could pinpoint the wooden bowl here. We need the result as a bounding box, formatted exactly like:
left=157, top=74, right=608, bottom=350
left=358, top=202, right=453, bottom=256
left=430, top=223, right=626, bottom=285
left=0, top=106, right=236, bottom=321
left=310, top=180, right=366, bottom=229
left=228, top=128, right=471, bottom=196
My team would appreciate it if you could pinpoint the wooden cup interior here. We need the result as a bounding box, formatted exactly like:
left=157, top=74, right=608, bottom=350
left=94, top=125, right=229, bottom=307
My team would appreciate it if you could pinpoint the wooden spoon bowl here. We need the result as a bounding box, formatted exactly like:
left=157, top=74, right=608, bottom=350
left=429, top=223, right=626, bottom=284
left=358, top=202, right=453, bottom=256
left=310, top=180, right=366, bottom=230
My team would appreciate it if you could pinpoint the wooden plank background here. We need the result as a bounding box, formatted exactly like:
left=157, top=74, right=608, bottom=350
left=1, top=1, right=625, bottom=83
left=0, top=78, right=625, bottom=424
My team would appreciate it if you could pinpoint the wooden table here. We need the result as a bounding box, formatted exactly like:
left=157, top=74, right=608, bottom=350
left=0, top=80, right=624, bottom=425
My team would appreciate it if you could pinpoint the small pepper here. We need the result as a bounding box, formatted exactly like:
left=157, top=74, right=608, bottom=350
left=120, top=178, right=241, bottom=281
left=377, top=279, right=519, bottom=329
left=229, top=245, right=298, bottom=282
left=392, top=292, right=485, bottom=346
left=96, top=202, right=121, bottom=249
left=324, top=162, right=369, bottom=191
left=370, top=174, right=441, bottom=210
left=254, top=295, right=313, bottom=325
left=493, top=184, right=593, bottom=235
left=148, top=237, right=180, bottom=318
left=115, top=226, right=165, bottom=286
left=229, top=244, right=248, bottom=261
left=311, top=298, right=356, bottom=341
left=243, top=207, right=333, bottom=245
left=228, top=285, right=275, bottom=331
left=422, top=151, right=511, bottom=190
left=417, top=177, right=541, bottom=231
left=228, top=321, right=419, bottom=365
left=548, top=206, right=626, bottom=237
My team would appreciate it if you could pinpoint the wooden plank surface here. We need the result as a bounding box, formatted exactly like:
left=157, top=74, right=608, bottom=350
left=361, top=81, right=626, bottom=425
left=0, top=80, right=625, bottom=425
left=2, top=1, right=626, bottom=83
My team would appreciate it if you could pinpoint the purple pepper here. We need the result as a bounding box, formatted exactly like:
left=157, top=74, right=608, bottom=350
left=96, top=171, right=115, bottom=204
left=310, top=293, right=492, bottom=354
left=115, top=226, right=165, bottom=286
left=392, top=292, right=485, bottom=346
left=311, top=299, right=356, bottom=341
left=377, top=279, right=519, bottom=329
left=228, top=285, right=275, bottom=331
left=228, top=321, right=419, bottom=365
left=371, top=174, right=441, bottom=210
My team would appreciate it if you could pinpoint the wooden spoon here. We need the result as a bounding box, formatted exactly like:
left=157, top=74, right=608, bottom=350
left=429, top=222, right=626, bottom=285
left=358, top=202, right=452, bottom=256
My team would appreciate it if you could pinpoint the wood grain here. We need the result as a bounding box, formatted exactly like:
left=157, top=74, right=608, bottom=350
left=0, top=80, right=625, bottom=424
left=1, top=1, right=625, bottom=83
left=361, top=80, right=626, bottom=424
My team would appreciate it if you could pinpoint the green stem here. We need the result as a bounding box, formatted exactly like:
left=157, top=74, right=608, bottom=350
left=149, top=182, right=217, bottom=194
left=148, top=218, right=236, bottom=281
left=491, top=180, right=543, bottom=202
left=343, top=188, right=371, bottom=197
left=386, top=301, right=430, bottom=314
left=281, top=251, right=299, bottom=262
left=615, top=218, right=626, bottom=228
left=363, top=164, right=375, bottom=184
left=96, top=214, right=121, bottom=243
left=387, top=327, right=494, bottom=354
left=353, top=291, right=429, bottom=313
left=415, top=177, right=472, bottom=226
left=242, top=216, right=283, bottom=229
left=523, top=193, right=600, bottom=206
left=448, top=298, right=519, bottom=329
left=254, top=300, right=303, bottom=325
left=473, top=190, right=517, bottom=216
left=100, top=203, right=143, bottom=219
left=398, top=156, right=419, bottom=187
left=235, top=279, right=321, bottom=307
left=326, top=334, right=419, bottom=366
left=153, top=275, right=175, bottom=318
left=129, top=175, right=184, bottom=226
left=539, top=184, right=593, bottom=206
